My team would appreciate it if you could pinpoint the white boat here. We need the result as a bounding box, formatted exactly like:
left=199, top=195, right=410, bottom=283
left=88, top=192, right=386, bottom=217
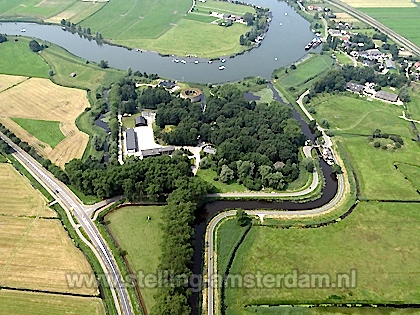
left=194, top=60, right=199, bottom=64
left=221, top=58, right=226, bottom=63
left=174, top=59, right=180, bottom=63
left=181, top=60, right=186, bottom=64
left=274, top=57, right=278, bottom=61
left=219, top=65, right=225, bottom=70
left=208, top=60, right=213, bottom=64
left=285, top=12, right=288, bottom=16
left=20, top=28, right=26, bottom=32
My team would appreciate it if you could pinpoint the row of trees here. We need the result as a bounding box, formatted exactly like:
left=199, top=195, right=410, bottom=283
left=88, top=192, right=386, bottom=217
left=0, top=123, right=68, bottom=183
left=152, top=180, right=208, bottom=314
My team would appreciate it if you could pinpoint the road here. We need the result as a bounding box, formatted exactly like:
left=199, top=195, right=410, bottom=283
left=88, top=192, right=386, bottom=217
left=326, top=0, right=420, bottom=56
left=205, top=89, right=343, bottom=315
left=0, top=131, right=133, bottom=315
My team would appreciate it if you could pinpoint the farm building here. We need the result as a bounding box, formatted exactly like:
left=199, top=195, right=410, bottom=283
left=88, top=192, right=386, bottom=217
left=135, top=116, right=147, bottom=127
left=346, top=82, right=364, bottom=94
left=203, top=145, right=216, bottom=155
left=141, top=146, right=175, bottom=158
left=159, top=81, right=176, bottom=89
left=385, top=59, right=396, bottom=69
left=375, top=90, right=399, bottom=103
left=125, top=128, right=138, bottom=153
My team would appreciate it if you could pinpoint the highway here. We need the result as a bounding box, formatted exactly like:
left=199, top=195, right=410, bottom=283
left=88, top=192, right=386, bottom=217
left=326, top=0, right=420, bottom=56
left=0, top=131, right=133, bottom=315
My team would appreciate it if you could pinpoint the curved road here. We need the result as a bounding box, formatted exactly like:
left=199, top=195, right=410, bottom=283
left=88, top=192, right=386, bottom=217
left=0, top=132, right=133, bottom=315
left=326, top=0, right=420, bottom=56
left=204, top=88, right=345, bottom=315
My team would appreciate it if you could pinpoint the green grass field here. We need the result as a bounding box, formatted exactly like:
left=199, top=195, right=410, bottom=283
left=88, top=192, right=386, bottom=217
left=407, top=86, right=420, bottom=121
left=216, top=217, right=249, bottom=277
left=273, top=54, right=334, bottom=98
left=225, top=202, right=420, bottom=314
left=334, top=51, right=353, bottom=65
left=107, top=205, right=163, bottom=312
left=0, top=38, right=50, bottom=78
left=396, top=163, right=420, bottom=191
left=0, top=154, right=6, bottom=163
left=0, top=0, right=105, bottom=24
left=311, top=94, right=410, bottom=135
left=360, top=7, right=420, bottom=47
left=0, top=290, right=105, bottom=315
left=11, top=118, right=65, bottom=148
left=197, top=168, right=248, bottom=193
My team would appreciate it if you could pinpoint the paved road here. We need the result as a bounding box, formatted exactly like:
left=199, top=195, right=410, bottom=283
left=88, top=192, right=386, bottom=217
left=326, top=0, right=420, bottom=56
left=205, top=88, right=343, bottom=315
left=0, top=132, right=133, bottom=315
left=205, top=171, right=345, bottom=315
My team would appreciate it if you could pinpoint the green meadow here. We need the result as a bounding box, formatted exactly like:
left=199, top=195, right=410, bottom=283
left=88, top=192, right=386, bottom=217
left=273, top=54, right=334, bottom=99
left=0, top=38, right=49, bottom=78
left=11, top=118, right=65, bottom=148
left=360, top=7, right=420, bottom=47
left=225, top=202, right=420, bottom=314
left=107, top=206, right=163, bottom=312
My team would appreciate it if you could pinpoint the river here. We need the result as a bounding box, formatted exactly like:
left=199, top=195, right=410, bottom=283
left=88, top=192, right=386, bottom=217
left=0, top=0, right=319, bottom=84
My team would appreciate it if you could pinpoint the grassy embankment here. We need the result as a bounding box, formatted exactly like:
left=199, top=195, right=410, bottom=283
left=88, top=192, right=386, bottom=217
left=106, top=206, right=163, bottom=313
left=0, top=163, right=105, bottom=313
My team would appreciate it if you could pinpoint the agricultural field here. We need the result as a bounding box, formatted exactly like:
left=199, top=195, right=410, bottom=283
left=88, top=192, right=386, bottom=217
left=0, top=164, right=99, bottom=296
left=0, top=76, right=89, bottom=167
left=0, top=74, right=28, bottom=92
left=107, top=205, right=163, bottom=312
left=340, top=0, right=416, bottom=8
left=311, top=94, right=420, bottom=200
left=12, top=118, right=65, bottom=148
left=273, top=54, right=334, bottom=98
left=407, top=85, right=420, bottom=121
left=359, top=7, right=420, bottom=47
left=0, top=163, right=54, bottom=217
left=225, top=202, right=420, bottom=314
left=396, top=163, right=420, bottom=191
left=0, top=290, right=105, bottom=315
left=0, top=0, right=105, bottom=24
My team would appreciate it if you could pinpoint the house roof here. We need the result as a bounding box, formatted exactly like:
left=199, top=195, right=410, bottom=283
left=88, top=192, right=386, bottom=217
left=346, top=82, right=364, bottom=93
left=385, top=59, right=396, bottom=69
left=126, top=128, right=137, bottom=151
left=135, top=116, right=147, bottom=126
left=203, top=146, right=216, bottom=155
left=141, top=146, right=175, bottom=157
left=274, top=161, right=285, bottom=169
left=159, top=81, right=176, bottom=89
left=375, top=90, right=398, bottom=102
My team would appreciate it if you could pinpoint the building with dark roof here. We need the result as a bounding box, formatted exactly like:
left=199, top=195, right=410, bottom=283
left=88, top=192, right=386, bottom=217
left=141, top=146, right=175, bottom=158
left=158, top=81, right=176, bottom=89
left=126, top=128, right=138, bottom=153
left=375, top=90, right=399, bottom=102
left=346, top=82, right=364, bottom=94
left=135, top=116, right=147, bottom=127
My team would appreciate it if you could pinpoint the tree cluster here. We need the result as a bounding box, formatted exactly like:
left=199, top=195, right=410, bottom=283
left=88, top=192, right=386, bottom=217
left=312, top=65, right=408, bottom=95
left=152, top=180, right=208, bottom=314
left=0, top=34, right=7, bottom=44
left=155, top=84, right=305, bottom=190
left=29, top=40, right=45, bottom=53
left=239, top=8, right=270, bottom=46
left=0, top=123, right=68, bottom=183
left=65, top=154, right=196, bottom=200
